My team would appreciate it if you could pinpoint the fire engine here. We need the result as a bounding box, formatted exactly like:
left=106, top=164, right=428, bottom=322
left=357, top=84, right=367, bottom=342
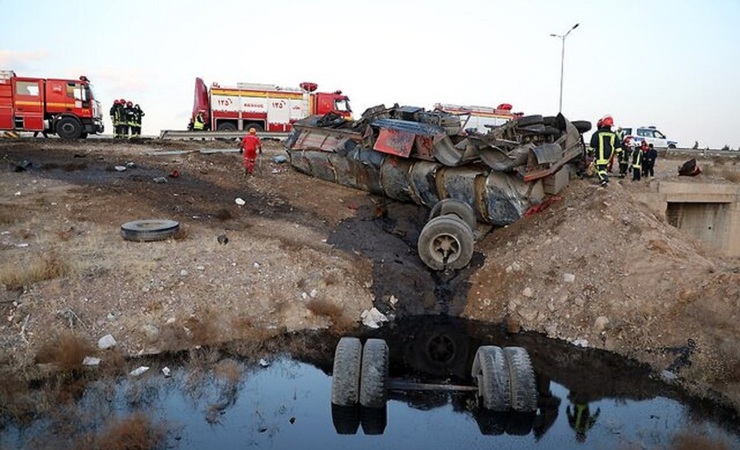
left=433, top=103, right=523, bottom=134
left=0, top=70, right=104, bottom=139
left=190, top=77, right=352, bottom=133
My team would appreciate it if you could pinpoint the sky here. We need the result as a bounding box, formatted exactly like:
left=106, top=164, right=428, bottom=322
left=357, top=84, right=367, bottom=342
left=2, top=0, right=739, bottom=149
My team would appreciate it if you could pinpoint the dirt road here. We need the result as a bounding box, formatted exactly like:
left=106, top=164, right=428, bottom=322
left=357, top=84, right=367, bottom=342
left=1, top=138, right=738, bottom=414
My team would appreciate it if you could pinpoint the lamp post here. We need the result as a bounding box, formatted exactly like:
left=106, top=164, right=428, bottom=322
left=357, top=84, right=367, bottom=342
left=550, top=23, right=579, bottom=113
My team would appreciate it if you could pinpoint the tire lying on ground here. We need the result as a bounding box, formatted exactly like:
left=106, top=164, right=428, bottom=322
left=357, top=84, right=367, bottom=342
left=471, top=346, right=511, bottom=411
left=331, top=337, right=363, bottom=406
left=360, top=338, right=389, bottom=408
left=120, top=219, right=180, bottom=242
left=418, top=215, right=475, bottom=271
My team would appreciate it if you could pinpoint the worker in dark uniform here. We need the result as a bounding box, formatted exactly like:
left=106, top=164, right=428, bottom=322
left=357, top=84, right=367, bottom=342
left=114, top=99, right=127, bottom=139
left=618, top=136, right=632, bottom=178
left=109, top=99, right=119, bottom=138
left=131, top=104, right=145, bottom=137
left=644, top=143, right=657, bottom=177
left=631, top=140, right=643, bottom=181
left=588, top=115, right=620, bottom=187
left=124, top=101, right=135, bottom=138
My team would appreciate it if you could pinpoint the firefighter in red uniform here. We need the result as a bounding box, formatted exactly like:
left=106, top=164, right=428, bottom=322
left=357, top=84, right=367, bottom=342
left=240, top=128, right=262, bottom=178
left=588, top=115, right=620, bottom=187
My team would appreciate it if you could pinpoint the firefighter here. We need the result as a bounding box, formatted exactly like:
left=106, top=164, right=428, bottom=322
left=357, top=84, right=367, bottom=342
left=109, top=99, right=120, bottom=138
left=639, top=140, right=649, bottom=177
left=131, top=104, right=145, bottom=137
left=630, top=140, right=644, bottom=181
left=566, top=400, right=600, bottom=443
left=588, top=115, right=620, bottom=187
left=193, top=111, right=206, bottom=131
left=114, top=99, right=127, bottom=139
left=124, top=101, right=136, bottom=138
left=618, top=136, right=632, bottom=178
left=240, top=127, right=262, bottom=179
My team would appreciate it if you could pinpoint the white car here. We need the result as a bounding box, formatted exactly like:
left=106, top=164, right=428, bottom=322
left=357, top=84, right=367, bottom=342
left=620, top=126, right=677, bottom=149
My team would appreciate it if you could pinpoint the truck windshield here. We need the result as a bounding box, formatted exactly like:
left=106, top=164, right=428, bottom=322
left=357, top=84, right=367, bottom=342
left=335, top=98, right=351, bottom=112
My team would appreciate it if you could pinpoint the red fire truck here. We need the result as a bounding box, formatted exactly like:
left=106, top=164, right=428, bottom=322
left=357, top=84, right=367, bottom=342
left=0, top=70, right=104, bottom=139
left=190, top=77, right=352, bottom=133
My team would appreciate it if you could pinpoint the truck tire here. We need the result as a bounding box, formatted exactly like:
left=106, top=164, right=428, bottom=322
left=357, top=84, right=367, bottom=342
left=503, top=347, right=538, bottom=413
left=668, top=143, right=676, bottom=149
left=331, top=337, right=362, bottom=406
left=331, top=404, right=360, bottom=435
left=471, top=346, right=510, bottom=411
left=244, top=123, right=264, bottom=132
left=120, top=219, right=179, bottom=242
left=516, top=115, right=543, bottom=127
left=359, top=338, right=388, bottom=408
left=418, top=215, right=474, bottom=271
left=56, top=117, right=83, bottom=139
left=217, top=122, right=237, bottom=132
left=361, top=406, right=387, bottom=435
left=428, top=199, right=477, bottom=232
left=572, top=120, right=592, bottom=134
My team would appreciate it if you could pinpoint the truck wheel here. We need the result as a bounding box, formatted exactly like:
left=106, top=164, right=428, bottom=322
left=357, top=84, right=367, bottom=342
left=331, top=404, right=360, bottom=435
left=428, top=199, right=477, bottom=232
left=471, top=346, right=510, bottom=411
left=359, top=338, right=388, bottom=408
left=361, top=405, right=387, bottom=435
left=668, top=143, right=676, bottom=149
left=504, top=347, right=538, bottom=413
left=331, top=337, right=362, bottom=406
left=217, top=122, right=237, bottom=132
left=80, top=132, right=88, bottom=139
left=244, top=123, right=264, bottom=132
left=516, top=115, right=543, bottom=127
left=572, top=120, right=592, bottom=134
left=418, top=215, right=474, bottom=271
left=56, top=117, right=82, bottom=139
left=120, top=219, right=180, bottom=242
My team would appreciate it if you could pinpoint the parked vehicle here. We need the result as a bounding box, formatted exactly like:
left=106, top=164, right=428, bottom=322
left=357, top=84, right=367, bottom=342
left=433, top=103, right=524, bottom=134
left=189, top=77, right=352, bottom=134
left=621, top=125, right=677, bottom=149
left=0, top=69, right=104, bottom=139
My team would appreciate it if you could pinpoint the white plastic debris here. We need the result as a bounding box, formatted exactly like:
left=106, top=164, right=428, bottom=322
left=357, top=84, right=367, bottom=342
left=82, top=356, right=101, bottom=366
left=361, top=307, right=389, bottom=329
left=152, top=176, right=168, bottom=184
left=97, top=334, right=117, bottom=349
left=114, top=165, right=127, bottom=172
left=162, top=367, right=172, bottom=377
left=235, top=197, right=246, bottom=206
left=130, top=366, right=150, bottom=377
left=259, top=358, right=270, bottom=368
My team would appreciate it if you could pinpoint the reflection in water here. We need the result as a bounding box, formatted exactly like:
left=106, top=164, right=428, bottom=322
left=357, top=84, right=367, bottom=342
left=0, top=317, right=738, bottom=449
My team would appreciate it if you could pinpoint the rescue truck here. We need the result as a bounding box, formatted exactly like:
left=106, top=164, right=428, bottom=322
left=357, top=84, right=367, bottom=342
left=190, top=77, right=352, bottom=133
left=0, top=70, right=104, bottom=139
left=433, top=103, right=523, bottom=134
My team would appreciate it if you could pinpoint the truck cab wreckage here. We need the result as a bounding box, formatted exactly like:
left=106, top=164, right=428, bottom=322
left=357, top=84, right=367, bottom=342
left=284, top=104, right=592, bottom=271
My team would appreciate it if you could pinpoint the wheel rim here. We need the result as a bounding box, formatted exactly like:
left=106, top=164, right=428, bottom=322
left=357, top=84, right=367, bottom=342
left=431, top=232, right=461, bottom=263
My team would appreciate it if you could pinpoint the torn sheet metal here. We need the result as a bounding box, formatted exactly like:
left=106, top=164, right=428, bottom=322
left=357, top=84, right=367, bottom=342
left=374, top=128, right=416, bottom=157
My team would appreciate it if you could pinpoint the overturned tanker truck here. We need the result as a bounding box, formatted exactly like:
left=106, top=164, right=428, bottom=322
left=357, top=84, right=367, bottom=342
left=284, top=104, right=592, bottom=271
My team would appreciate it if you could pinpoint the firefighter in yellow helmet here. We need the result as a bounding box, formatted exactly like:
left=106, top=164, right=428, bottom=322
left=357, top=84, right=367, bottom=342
left=588, top=115, right=621, bottom=187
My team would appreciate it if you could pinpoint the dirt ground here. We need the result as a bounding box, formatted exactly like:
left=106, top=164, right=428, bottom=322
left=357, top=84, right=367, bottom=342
left=1, top=137, right=739, bottom=414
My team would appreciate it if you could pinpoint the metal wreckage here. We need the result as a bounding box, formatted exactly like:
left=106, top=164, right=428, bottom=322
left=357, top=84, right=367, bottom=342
left=284, top=104, right=592, bottom=271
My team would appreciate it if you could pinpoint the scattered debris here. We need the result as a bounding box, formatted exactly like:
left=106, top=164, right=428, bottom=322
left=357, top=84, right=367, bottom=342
left=162, top=366, right=172, bottom=377
left=129, top=366, right=150, bottom=377
left=153, top=176, right=168, bottom=184
left=97, top=334, right=117, bottom=349
left=271, top=155, right=287, bottom=164
left=217, top=234, right=229, bottom=245
left=14, top=160, right=32, bottom=172
left=361, top=307, right=389, bottom=329
left=259, top=358, right=270, bottom=368
left=114, top=165, right=127, bottom=172
left=563, top=273, right=576, bottom=283
left=678, top=158, right=701, bottom=176
left=82, top=356, right=101, bottom=366
left=235, top=197, right=245, bottom=206
left=169, top=170, right=180, bottom=178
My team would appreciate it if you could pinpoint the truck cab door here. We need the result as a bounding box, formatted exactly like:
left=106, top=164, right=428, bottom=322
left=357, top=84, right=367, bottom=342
left=11, top=78, right=44, bottom=131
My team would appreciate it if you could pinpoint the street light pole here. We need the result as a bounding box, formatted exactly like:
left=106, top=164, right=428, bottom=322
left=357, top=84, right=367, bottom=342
left=550, top=23, right=579, bottom=113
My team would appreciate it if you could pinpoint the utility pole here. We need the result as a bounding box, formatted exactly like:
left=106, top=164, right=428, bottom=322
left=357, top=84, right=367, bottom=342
left=550, top=23, right=580, bottom=113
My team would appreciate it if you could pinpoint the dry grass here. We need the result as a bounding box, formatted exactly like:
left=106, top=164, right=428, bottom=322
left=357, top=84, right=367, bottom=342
left=0, top=204, right=16, bottom=224
left=0, top=250, right=70, bottom=290
left=721, top=169, right=740, bottom=183
left=35, top=332, right=95, bottom=372
left=80, top=413, right=167, bottom=450
left=306, top=298, right=355, bottom=333
left=214, top=358, right=241, bottom=385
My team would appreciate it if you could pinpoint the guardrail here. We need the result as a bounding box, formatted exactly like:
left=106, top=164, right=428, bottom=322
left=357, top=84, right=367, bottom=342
left=158, top=130, right=290, bottom=140
left=665, top=147, right=740, bottom=158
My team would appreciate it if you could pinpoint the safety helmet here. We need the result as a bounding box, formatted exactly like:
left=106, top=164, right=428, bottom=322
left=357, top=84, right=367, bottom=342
left=134, top=104, right=140, bottom=109
left=113, top=99, right=120, bottom=104
left=596, top=118, right=603, bottom=128
left=601, top=115, right=614, bottom=127
left=126, top=101, right=133, bottom=107
left=249, top=128, right=257, bottom=134
left=119, top=98, right=126, bottom=104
